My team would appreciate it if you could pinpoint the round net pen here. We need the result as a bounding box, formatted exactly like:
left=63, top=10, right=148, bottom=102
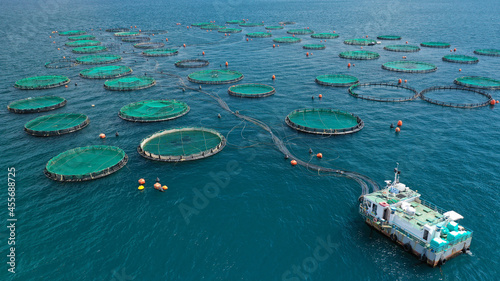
left=473, top=49, right=500, bottom=57
left=228, top=83, right=275, bottom=98
left=114, top=31, right=140, bottom=37
left=175, top=59, right=209, bottom=68
left=311, top=33, right=339, bottom=39
left=188, top=69, right=243, bottom=84
left=106, top=28, right=129, bottom=32
left=227, top=20, right=245, bottom=24
left=287, top=29, right=314, bottom=35
left=348, top=83, right=419, bottom=102
left=339, top=50, right=379, bottom=60
left=59, top=30, right=86, bottom=36
left=68, top=35, right=95, bottom=41
left=454, top=76, right=500, bottom=90
left=442, top=55, right=479, bottom=64
left=273, top=37, right=301, bottom=43
left=382, top=61, right=437, bottom=73
left=239, top=23, right=264, bottom=27
left=278, top=21, right=296, bottom=25
left=315, top=74, right=359, bottom=87
left=140, top=30, right=168, bottom=35
left=119, top=100, right=190, bottom=122
left=200, top=25, right=224, bottom=30
left=44, top=145, right=128, bottom=182
left=65, top=40, right=101, bottom=47
left=191, top=22, right=211, bottom=27
left=24, top=113, right=89, bottom=136
left=76, top=54, right=122, bottom=65
left=72, top=46, right=107, bottom=54
left=303, top=44, right=326, bottom=50
left=285, top=108, right=364, bottom=135
left=133, top=42, right=165, bottom=49
left=45, top=59, right=77, bottom=69
left=122, top=36, right=151, bottom=43
left=14, top=75, right=70, bottom=90
left=265, top=26, right=284, bottom=30
left=420, top=42, right=450, bottom=48
left=80, top=65, right=132, bottom=79
left=218, top=28, right=242, bottom=33
left=142, top=48, right=178, bottom=57
left=104, top=76, right=156, bottom=91
left=420, top=86, right=493, bottom=108
left=377, top=35, right=401, bottom=40
left=384, top=45, right=420, bottom=52
left=8, top=96, right=66, bottom=114
left=246, top=32, right=272, bottom=38
left=344, top=38, right=377, bottom=46
left=138, top=127, right=226, bottom=162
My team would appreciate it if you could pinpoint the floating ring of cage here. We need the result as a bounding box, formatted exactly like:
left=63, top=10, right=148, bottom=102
left=140, top=30, right=168, bottom=35
left=122, top=36, right=151, bottom=43
left=142, top=48, right=178, bottom=57
left=105, top=28, right=129, bottom=32
left=104, top=76, right=156, bottom=91
left=72, top=46, right=107, bottom=54
left=311, top=33, right=339, bottom=39
left=80, top=65, right=133, bottom=79
left=191, top=22, right=211, bottom=27
left=339, top=50, right=379, bottom=60
left=76, top=54, right=122, bottom=65
left=382, top=61, right=437, bottom=73
left=59, top=30, right=86, bottom=36
left=119, top=100, right=190, bottom=122
left=420, top=86, right=493, bottom=108
left=175, top=59, right=209, bottom=68
left=239, top=23, right=264, bottom=27
left=473, top=49, right=500, bottom=57
left=200, top=25, right=224, bottom=30
left=303, top=44, right=326, bottom=50
left=8, top=96, right=66, bottom=114
left=265, top=26, right=284, bottom=30
left=453, top=76, right=500, bottom=90
left=188, top=69, right=243, bottom=84
left=442, top=55, right=479, bottom=64
left=348, top=83, right=419, bottom=102
left=226, top=20, right=245, bottom=24
left=44, top=145, right=128, bottom=182
left=228, top=83, right=275, bottom=98
left=68, top=35, right=95, bottom=41
left=420, top=41, right=450, bottom=48
left=137, top=127, right=226, bottom=162
left=24, top=113, right=89, bottom=136
left=315, top=74, right=359, bottom=87
left=278, top=21, right=296, bottom=25
left=45, top=58, right=78, bottom=69
left=377, top=35, right=401, bottom=40
left=218, top=28, right=242, bottom=33
left=273, top=37, right=301, bottom=43
left=285, top=108, right=364, bottom=135
left=65, top=40, right=101, bottom=47
left=14, top=75, right=70, bottom=90
left=344, top=38, right=377, bottom=46
left=246, top=32, right=272, bottom=38
left=114, top=31, right=140, bottom=37
left=133, top=42, right=165, bottom=49
left=287, top=29, right=314, bottom=35
left=384, top=45, right=420, bottom=52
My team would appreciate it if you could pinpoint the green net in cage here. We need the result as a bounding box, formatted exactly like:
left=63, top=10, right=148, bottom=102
left=218, top=28, right=242, bottom=33
left=192, top=22, right=212, bottom=27
left=382, top=61, right=437, bottom=73
left=287, top=29, right=314, bottom=35
left=228, top=83, right=275, bottom=98
left=315, top=74, right=359, bottom=87
left=344, top=38, right=377, bottom=46
left=285, top=108, right=364, bottom=135
left=188, top=69, right=243, bottom=84
left=384, top=45, right=420, bottom=52
left=273, top=37, right=301, bottom=43
left=454, top=76, right=500, bottom=89
left=119, top=100, right=189, bottom=122
left=79, top=65, right=132, bottom=79
left=14, top=75, right=70, bottom=90
left=246, top=32, right=272, bottom=38
left=473, top=49, right=500, bottom=57
left=303, top=44, right=326, bottom=50
left=76, top=54, right=122, bottom=65
left=239, top=23, right=264, bottom=27
left=420, top=41, right=450, bottom=48
left=8, top=96, right=66, bottom=113
left=104, top=76, right=156, bottom=91
left=265, top=26, right=284, bottom=30
left=142, top=48, right=178, bottom=57
left=68, top=35, right=95, bottom=41
left=24, top=113, right=89, bottom=136
left=442, top=55, right=479, bottom=64
left=59, top=30, right=86, bottom=36
left=311, top=33, right=339, bottom=39
left=133, top=42, right=165, bottom=49
left=339, top=50, right=379, bottom=60
left=72, top=46, right=107, bottom=54
left=114, top=31, right=140, bottom=37
left=122, top=36, right=151, bottom=43
left=377, top=35, right=401, bottom=40
left=226, top=20, right=245, bottom=24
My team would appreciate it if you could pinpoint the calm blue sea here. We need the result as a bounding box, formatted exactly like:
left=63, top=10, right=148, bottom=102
left=1, top=0, right=499, bottom=280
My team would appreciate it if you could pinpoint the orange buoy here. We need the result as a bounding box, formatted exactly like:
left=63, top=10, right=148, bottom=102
left=292, top=34, right=295, bottom=37
left=291, top=160, right=297, bottom=166
left=57, top=48, right=60, bottom=50
left=225, top=33, right=227, bottom=36
left=402, top=56, right=406, bottom=59
left=246, top=38, right=249, bottom=41
left=272, top=75, right=276, bottom=80
left=162, top=185, right=168, bottom=190
left=398, top=79, right=402, bottom=84
left=53, top=41, right=55, bottom=43
left=319, top=94, right=323, bottom=99
left=450, top=50, right=453, bottom=52
left=360, top=46, right=363, bottom=49
left=63, top=56, right=65, bottom=59
left=459, top=69, right=462, bottom=72
left=183, top=44, right=186, bottom=48
left=404, top=79, right=407, bottom=83
left=454, top=48, right=456, bottom=52
left=138, top=178, right=146, bottom=185
left=202, top=51, right=205, bottom=55
left=348, top=63, right=351, bottom=68
left=65, top=85, right=68, bottom=88
left=277, top=44, right=279, bottom=47
left=49, top=36, right=52, bottom=38
left=135, top=26, right=137, bottom=28
left=397, top=120, right=403, bottom=126
left=366, top=35, right=368, bottom=38
left=154, top=183, right=161, bottom=189
left=490, top=99, right=496, bottom=105
left=273, top=44, right=275, bottom=48
left=497, top=100, right=499, bottom=104
left=333, top=31, right=336, bottom=33
left=306, top=52, right=309, bottom=57
left=225, top=61, right=228, bottom=67
left=99, top=133, right=106, bottom=139
left=405, top=41, right=408, bottom=44
left=316, top=153, right=323, bottom=159
left=395, top=127, right=401, bottom=133
left=165, top=38, right=168, bottom=41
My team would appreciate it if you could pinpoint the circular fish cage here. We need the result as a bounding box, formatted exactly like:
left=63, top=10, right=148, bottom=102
left=228, top=83, right=275, bottom=98
left=24, top=113, right=89, bottom=136
left=287, top=29, right=314, bottom=35
left=278, top=21, right=296, bottom=25
left=175, top=59, right=209, bottom=68
left=473, top=49, right=500, bottom=57
left=246, top=32, right=272, bottom=38
left=227, top=20, right=245, bottom=24
left=142, top=48, right=178, bottom=57
left=45, top=59, right=77, bottom=69
left=315, top=74, right=359, bottom=87
left=420, top=86, right=493, bottom=108
left=188, top=69, right=243, bottom=84
left=454, top=76, right=500, bottom=90
left=104, top=76, right=156, bottom=91
left=119, top=100, right=189, bottom=122
left=65, top=40, right=101, bottom=47
left=140, top=30, right=168, bottom=35
left=382, top=61, right=437, bottom=73
left=76, top=54, right=122, bottom=65
left=106, top=28, right=129, bottom=32
left=273, top=37, right=301, bottom=43
left=303, top=44, right=326, bottom=50
left=377, top=35, right=401, bottom=40
left=218, top=28, right=242, bottom=33
left=420, top=41, right=450, bottom=48
left=200, top=25, right=224, bottom=30
left=311, top=33, right=339, bottom=39
left=72, top=46, right=107, bottom=54
left=114, top=31, right=140, bottom=37
left=122, top=36, right=151, bottom=43
left=14, top=75, right=70, bottom=90
left=285, top=108, right=364, bottom=135
left=79, top=65, right=132, bottom=79
left=239, top=23, right=264, bottom=27
left=133, top=42, right=165, bottom=49
left=59, top=30, right=86, bottom=36
left=68, top=35, right=95, bottom=41
left=339, top=50, right=380, bottom=60
left=138, top=127, right=226, bottom=162
left=44, top=145, right=128, bottom=182
left=384, top=45, right=420, bottom=52
left=265, top=26, right=284, bottom=30
left=191, top=22, right=211, bottom=27
left=348, top=83, right=420, bottom=102
left=8, top=96, right=66, bottom=114
left=344, top=38, right=377, bottom=46
left=442, top=55, right=479, bottom=64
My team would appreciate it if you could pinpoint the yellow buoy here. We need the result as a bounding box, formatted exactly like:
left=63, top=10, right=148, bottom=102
left=138, top=185, right=144, bottom=190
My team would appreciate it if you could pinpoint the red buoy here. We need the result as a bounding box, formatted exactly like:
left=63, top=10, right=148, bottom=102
left=291, top=160, right=297, bottom=166
left=316, top=153, right=323, bottom=159
left=490, top=99, right=496, bottom=105
left=138, top=178, right=145, bottom=185
left=395, top=127, right=401, bottom=133
left=272, top=75, right=276, bottom=80
left=397, top=120, right=403, bottom=126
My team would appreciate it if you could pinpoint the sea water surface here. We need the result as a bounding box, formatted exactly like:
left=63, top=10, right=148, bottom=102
left=0, top=0, right=499, bottom=280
